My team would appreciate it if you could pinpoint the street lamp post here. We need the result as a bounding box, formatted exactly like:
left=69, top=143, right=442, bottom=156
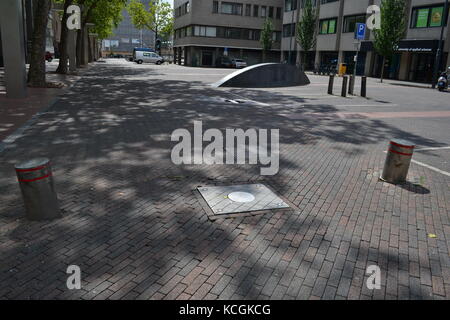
left=432, top=0, right=449, bottom=89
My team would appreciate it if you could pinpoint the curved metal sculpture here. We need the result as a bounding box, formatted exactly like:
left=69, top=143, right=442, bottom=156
left=212, top=63, right=310, bottom=88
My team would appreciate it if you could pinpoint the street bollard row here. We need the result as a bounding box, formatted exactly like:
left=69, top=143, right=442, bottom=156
left=327, top=75, right=367, bottom=98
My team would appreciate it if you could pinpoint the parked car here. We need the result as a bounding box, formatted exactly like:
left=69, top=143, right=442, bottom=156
left=45, top=51, right=53, bottom=62
left=231, top=58, right=247, bottom=69
left=215, top=56, right=233, bottom=68
left=107, top=53, right=124, bottom=58
left=134, top=51, right=164, bottom=65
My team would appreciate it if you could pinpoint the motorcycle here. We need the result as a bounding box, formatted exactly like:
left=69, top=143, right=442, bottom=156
left=437, top=68, right=450, bottom=91
left=437, top=74, right=447, bottom=91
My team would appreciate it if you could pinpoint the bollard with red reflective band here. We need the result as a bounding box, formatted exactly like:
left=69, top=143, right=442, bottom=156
left=380, top=139, right=415, bottom=184
left=15, top=158, right=61, bottom=220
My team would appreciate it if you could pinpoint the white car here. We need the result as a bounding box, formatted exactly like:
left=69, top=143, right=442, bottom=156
left=232, top=59, right=247, bottom=69
left=135, top=51, right=164, bottom=65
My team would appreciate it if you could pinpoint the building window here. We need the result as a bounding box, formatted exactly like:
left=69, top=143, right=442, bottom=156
left=285, top=0, right=297, bottom=12
left=283, top=23, right=295, bottom=37
left=411, top=5, right=448, bottom=28
left=221, top=2, right=243, bottom=15
left=319, top=18, right=337, bottom=34
left=261, top=6, right=267, bottom=17
left=320, top=0, right=338, bottom=4
left=253, top=5, right=259, bottom=17
left=213, top=1, right=218, bottom=13
left=272, top=31, right=281, bottom=42
left=343, top=14, right=366, bottom=33
left=245, top=4, right=251, bottom=16
left=269, top=6, right=274, bottom=18
left=194, top=26, right=217, bottom=37
left=276, top=7, right=282, bottom=19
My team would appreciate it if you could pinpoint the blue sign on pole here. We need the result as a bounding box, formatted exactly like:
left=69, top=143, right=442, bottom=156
left=356, top=23, right=366, bottom=40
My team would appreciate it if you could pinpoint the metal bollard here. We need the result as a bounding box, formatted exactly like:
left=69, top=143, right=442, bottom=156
left=380, top=139, right=415, bottom=184
left=15, top=158, right=61, bottom=221
left=348, top=75, right=354, bottom=95
left=341, top=76, right=348, bottom=97
left=328, top=74, right=334, bottom=95
left=361, top=76, right=367, bottom=97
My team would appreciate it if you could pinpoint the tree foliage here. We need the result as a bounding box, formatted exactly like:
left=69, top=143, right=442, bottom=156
left=84, top=0, right=127, bottom=39
left=260, top=18, right=274, bottom=62
left=296, top=0, right=317, bottom=67
left=373, top=0, right=407, bottom=82
left=127, top=0, right=174, bottom=38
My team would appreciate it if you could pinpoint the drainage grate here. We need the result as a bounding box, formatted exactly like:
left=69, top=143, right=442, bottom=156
left=197, top=184, right=290, bottom=218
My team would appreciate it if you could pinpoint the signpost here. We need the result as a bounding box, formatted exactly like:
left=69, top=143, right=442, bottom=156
left=351, top=23, right=366, bottom=94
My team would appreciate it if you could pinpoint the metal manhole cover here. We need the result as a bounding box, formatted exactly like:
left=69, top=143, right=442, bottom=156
left=197, top=184, right=290, bottom=216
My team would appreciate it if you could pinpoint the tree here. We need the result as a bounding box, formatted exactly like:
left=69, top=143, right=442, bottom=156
left=260, top=18, right=274, bottom=63
left=56, top=0, right=74, bottom=74
left=373, top=0, right=406, bottom=82
left=296, top=0, right=318, bottom=70
left=28, top=0, right=52, bottom=87
left=55, top=0, right=125, bottom=73
left=127, top=0, right=174, bottom=54
left=75, top=0, right=126, bottom=67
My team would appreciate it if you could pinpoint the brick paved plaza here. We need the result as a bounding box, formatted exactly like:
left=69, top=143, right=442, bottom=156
left=0, top=60, right=449, bottom=300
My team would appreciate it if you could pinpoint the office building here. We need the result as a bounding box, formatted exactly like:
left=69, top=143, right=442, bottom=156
left=282, top=0, right=450, bottom=83
left=173, top=0, right=284, bottom=67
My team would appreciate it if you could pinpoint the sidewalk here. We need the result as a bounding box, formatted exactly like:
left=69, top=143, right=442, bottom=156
left=0, top=60, right=448, bottom=300
left=305, top=71, right=433, bottom=89
left=0, top=60, right=89, bottom=142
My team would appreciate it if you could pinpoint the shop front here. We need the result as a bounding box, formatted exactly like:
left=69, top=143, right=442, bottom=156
left=361, top=39, right=447, bottom=83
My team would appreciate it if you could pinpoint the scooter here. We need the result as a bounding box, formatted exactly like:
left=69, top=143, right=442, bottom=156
left=437, top=73, right=447, bottom=91
left=437, top=67, right=450, bottom=91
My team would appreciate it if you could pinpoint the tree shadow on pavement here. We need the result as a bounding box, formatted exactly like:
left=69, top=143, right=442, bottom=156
left=0, top=62, right=447, bottom=300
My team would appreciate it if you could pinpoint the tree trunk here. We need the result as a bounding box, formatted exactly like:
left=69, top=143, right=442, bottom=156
left=27, top=0, right=52, bottom=87
left=56, top=0, right=73, bottom=74
left=262, top=50, right=266, bottom=63
left=76, top=28, right=83, bottom=67
left=380, top=56, right=386, bottom=83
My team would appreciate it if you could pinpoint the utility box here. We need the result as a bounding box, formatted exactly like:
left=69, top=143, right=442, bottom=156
left=338, top=63, right=347, bottom=76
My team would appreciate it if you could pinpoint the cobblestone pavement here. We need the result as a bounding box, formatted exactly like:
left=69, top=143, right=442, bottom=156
left=0, top=60, right=449, bottom=300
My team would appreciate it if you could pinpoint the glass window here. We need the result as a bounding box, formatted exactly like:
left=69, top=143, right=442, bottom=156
left=253, top=5, right=259, bottom=17
left=261, top=6, right=267, bottom=17
left=206, top=27, right=216, bottom=37
left=430, top=6, right=444, bottom=27
left=343, top=15, right=366, bottom=33
left=221, top=2, right=242, bottom=15
left=245, top=4, right=251, bottom=16
left=416, top=8, right=429, bottom=27
left=328, top=19, right=336, bottom=33
left=319, top=18, right=337, bottom=34
left=213, top=1, right=218, bottom=13
left=320, top=20, right=328, bottom=34
left=276, top=7, right=282, bottom=19
left=221, top=3, right=232, bottom=14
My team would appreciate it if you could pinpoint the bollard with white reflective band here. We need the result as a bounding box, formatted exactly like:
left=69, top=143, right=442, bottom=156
left=380, top=139, right=415, bottom=184
left=15, top=158, right=61, bottom=221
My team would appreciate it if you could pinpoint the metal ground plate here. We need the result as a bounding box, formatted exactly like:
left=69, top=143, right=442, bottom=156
left=197, top=184, right=290, bottom=217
